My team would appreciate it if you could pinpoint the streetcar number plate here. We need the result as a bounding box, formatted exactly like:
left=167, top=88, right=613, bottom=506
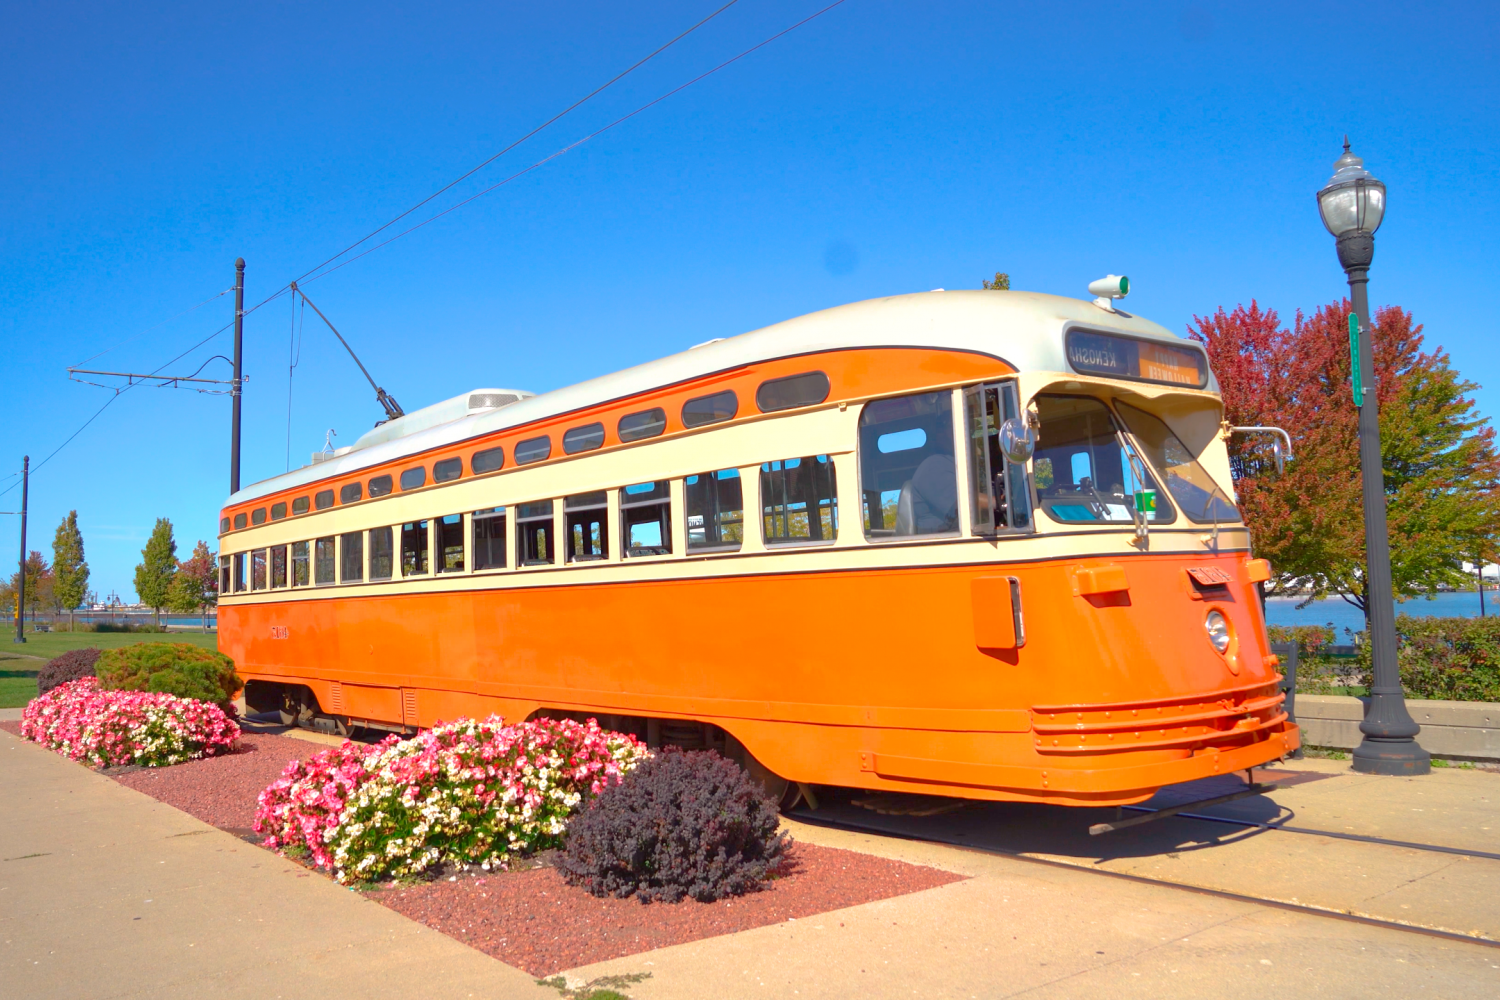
left=1186, top=567, right=1232, bottom=587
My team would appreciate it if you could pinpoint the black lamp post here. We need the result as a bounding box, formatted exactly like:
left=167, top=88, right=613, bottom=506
left=1316, top=139, right=1430, bottom=776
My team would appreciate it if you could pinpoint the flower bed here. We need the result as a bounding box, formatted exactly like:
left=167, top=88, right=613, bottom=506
left=255, top=715, right=647, bottom=884
left=19, top=677, right=239, bottom=767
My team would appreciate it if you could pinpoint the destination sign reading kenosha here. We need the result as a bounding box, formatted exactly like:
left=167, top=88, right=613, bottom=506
left=1065, top=329, right=1207, bottom=388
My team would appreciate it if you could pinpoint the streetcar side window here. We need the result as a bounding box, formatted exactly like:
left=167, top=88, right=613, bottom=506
left=369, top=526, right=394, bottom=581
left=314, top=537, right=336, bottom=585
left=219, top=556, right=231, bottom=595
left=252, top=508, right=267, bottom=526
left=563, top=422, right=605, bottom=455
left=473, top=446, right=505, bottom=474
left=234, top=513, right=247, bottom=530
left=271, top=502, right=287, bottom=521
left=251, top=549, right=267, bottom=590
left=618, top=408, right=666, bottom=442
left=340, top=482, right=362, bottom=505
left=473, top=508, right=507, bottom=570
left=685, top=469, right=743, bottom=551
left=1032, top=395, right=1173, bottom=525
left=621, top=481, right=671, bottom=557
left=761, top=455, right=838, bottom=544
left=315, top=490, right=334, bottom=510
left=291, top=541, right=310, bottom=586
left=682, top=390, right=737, bottom=428
left=402, top=521, right=430, bottom=576
left=369, top=474, right=394, bottom=498
left=437, top=515, right=465, bottom=572
left=434, top=457, right=463, bottom=483
left=292, top=496, right=310, bottom=515
left=220, top=517, right=230, bottom=534
left=859, top=391, right=957, bottom=539
left=564, top=492, right=608, bottom=562
left=963, top=383, right=1031, bottom=534
left=515, top=436, right=551, bottom=465
left=340, top=532, right=363, bottom=582
left=270, top=545, right=287, bottom=588
left=757, top=371, right=830, bottom=413
left=233, top=553, right=247, bottom=592
left=517, top=500, right=555, bottom=565
left=400, top=466, right=426, bottom=491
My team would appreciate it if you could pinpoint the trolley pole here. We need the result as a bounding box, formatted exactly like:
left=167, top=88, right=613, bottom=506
left=13, top=456, right=28, bottom=644
left=229, top=258, right=245, bottom=495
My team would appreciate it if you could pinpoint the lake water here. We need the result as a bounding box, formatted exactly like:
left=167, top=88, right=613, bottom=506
left=1265, top=590, right=1496, bottom=636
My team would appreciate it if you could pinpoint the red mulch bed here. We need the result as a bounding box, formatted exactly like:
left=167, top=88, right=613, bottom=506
left=108, top=732, right=310, bottom=830
left=2, top=720, right=966, bottom=973
left=373, top=842, right=965, bottom=976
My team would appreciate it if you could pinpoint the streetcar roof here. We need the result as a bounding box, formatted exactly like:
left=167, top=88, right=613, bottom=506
left=225, top=289, right=1204, bottom=506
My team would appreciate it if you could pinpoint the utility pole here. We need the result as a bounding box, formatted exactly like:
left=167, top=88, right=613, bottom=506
left=13, top=456, right=28, bottom=643
left=230, top=257, right=245, bottom=495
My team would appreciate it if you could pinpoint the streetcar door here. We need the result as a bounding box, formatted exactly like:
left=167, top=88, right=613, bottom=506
left=963, top=382, right=1033, bottom=534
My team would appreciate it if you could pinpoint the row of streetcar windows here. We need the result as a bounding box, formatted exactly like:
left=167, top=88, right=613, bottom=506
left=219, top=450, right=840, bottom=594
left=219, top=383, right=1240, bottom=592
left=222, top=371, right=833, bottom=533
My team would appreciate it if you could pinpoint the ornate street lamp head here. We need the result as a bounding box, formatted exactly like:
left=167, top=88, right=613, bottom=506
left=1317, top=138, right=1386, bottom=272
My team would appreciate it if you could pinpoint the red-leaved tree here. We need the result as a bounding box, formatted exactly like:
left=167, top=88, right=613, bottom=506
left=1192, top=300, right=1500, bottom=618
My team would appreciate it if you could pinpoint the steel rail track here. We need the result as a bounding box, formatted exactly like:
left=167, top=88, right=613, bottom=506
left=1118, top=803, right=1500, bottom=862
left=786, top=809, right=1500, bottom=951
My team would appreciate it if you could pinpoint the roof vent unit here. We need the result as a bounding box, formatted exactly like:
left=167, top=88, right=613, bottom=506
left=467, top=391, right=522, bottom=414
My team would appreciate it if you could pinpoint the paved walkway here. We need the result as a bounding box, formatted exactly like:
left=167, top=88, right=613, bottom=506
left=0, top=726, right=554, bottom=1000
left=4, top=724, right=1499, bottom=999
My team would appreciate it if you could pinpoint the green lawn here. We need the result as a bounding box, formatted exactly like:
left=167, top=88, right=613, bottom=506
left=0, top=669, right=39, bottom=709
left=0, top=631, right=221, bottom=709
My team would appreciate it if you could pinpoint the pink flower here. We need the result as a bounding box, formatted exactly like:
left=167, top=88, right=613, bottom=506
left=20, top=678, right=238, bottom=767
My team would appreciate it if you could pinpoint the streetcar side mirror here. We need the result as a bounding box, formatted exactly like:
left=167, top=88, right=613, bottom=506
left=999, top=417, right=1035, bottom=464
left=1271, top=437, right=1285, bottom=476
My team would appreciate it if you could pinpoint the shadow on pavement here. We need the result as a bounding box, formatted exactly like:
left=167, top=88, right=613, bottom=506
left=791, top=770, right=1337, bottom=864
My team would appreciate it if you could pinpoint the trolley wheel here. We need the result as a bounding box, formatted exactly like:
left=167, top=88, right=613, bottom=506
left=278, top=688, right=310, bottom=728
left=726, top=734, right=804, bottom=812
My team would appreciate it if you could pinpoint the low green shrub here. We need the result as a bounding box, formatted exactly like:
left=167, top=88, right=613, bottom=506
left=1272, top=616, right=1500, bottom=701
left=558, top=748, right=789, bottom=903
left=37, top=648, right=102, bottom=695
left=1381, top=616, right=1500, bottom=702
left=1267, top=623, right=1359, bottom=694
left=95, top=642, right=241, bottom=709
left=1266, top=624, right=1335, bottom=659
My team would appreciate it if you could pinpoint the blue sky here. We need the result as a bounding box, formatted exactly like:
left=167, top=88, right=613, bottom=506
left=2, top=0, right=1496, bottom=601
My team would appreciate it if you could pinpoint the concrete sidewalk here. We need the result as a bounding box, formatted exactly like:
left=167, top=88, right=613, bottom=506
left=564, top=813, right=1500, bottom=1000
left=0, top=727, right=554, bottom=1000
left=5, top=723, right=1500, bottom=1000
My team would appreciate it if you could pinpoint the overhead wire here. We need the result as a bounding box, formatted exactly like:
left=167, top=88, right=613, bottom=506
left=301, top=0, right=851, bottom=286
left=14, top=0, right=848, bottom=497
left=72, top=286, right=233, bottom=368
left=292, top=0, right=743, bottom=287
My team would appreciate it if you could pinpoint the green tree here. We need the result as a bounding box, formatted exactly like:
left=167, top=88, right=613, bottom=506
left=4, top=551, right=55, bottom=628
left=168, top=540, right=218, bottom=630
left=52, top=510, right=89, bottom=630
left=982, top=272, right=1011, bottom=290
left=134, top=518, right=178, bottom=628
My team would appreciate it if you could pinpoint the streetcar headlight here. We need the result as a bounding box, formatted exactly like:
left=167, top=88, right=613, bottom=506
left=1205, top=611, right=1231, bottom=654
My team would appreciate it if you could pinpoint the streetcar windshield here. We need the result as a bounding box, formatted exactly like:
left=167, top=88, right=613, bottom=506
left=1033, top=395, right=1174, bottom=525
left=1114, top=401, right=1240, bottom=524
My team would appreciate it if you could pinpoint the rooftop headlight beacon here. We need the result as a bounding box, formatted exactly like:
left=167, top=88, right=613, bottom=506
left=1089, top=275, right=1130, bottom=312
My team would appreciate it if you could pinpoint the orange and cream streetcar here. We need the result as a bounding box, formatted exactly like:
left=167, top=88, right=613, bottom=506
left=217, top=281, right=1299, bottom=809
